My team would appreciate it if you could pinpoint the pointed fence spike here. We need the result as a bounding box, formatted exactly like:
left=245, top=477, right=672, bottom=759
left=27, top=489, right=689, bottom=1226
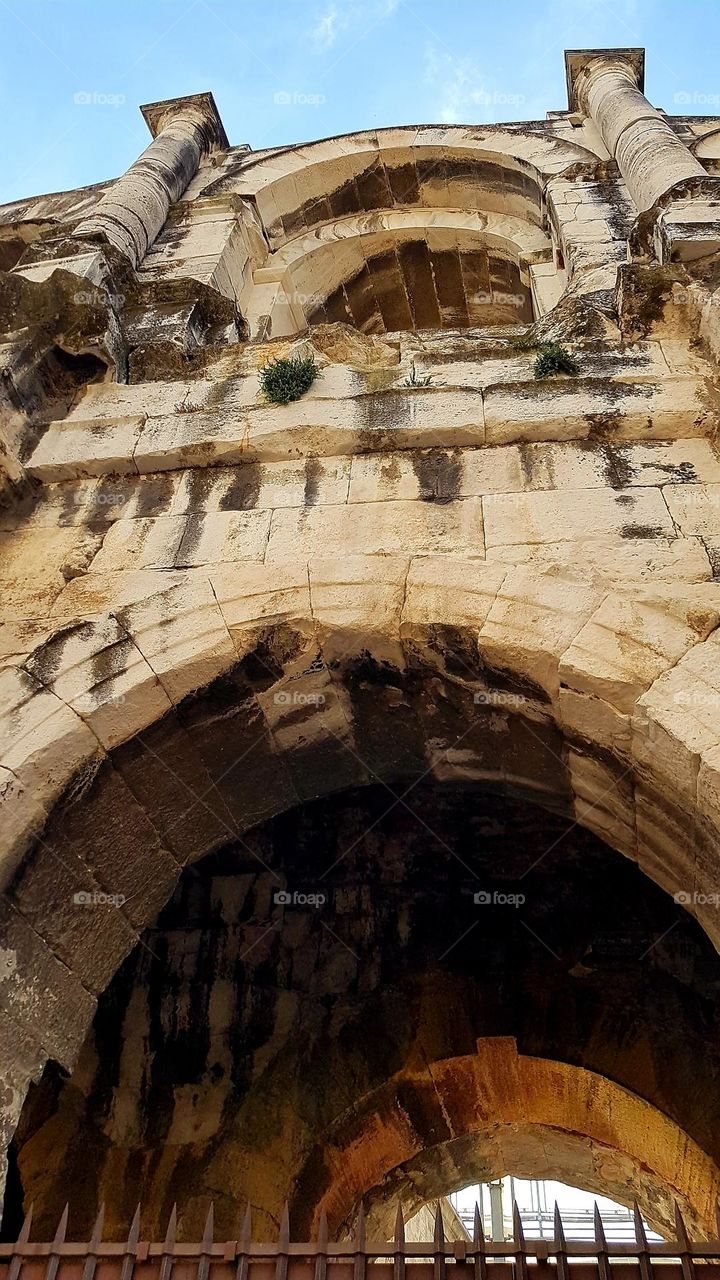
left=674, top=1201, right=695, bottom=1280
left=127, top=1204, right=141, bottom=1248
left=236, top=1205, right=252, bottom=1280
left=164, top=1206, right=178, bottom=1250
left=279, top=1203, right=290, bottom=1249
left=433, top=1201, right=446, bottom=1280
left=675, top=1201, right=690, bottom=1249
left=593, top=1204, right=611, bottom=1280
left=318, top=1209, right=329, bottom=1250
left=512, top=1203, right=527, bottom=1280
left=202, top=1205, right=215, bottom=1251
left=241, top=1204, right=252, bottom=1250
left=354, top=1204, right=367, bottom=1280
left=434, top=1201, right=445, bottom=1247
left=315, top=1208, right=329, bottom=1280
left=9, top=1204, right=34, bottom=1280
left=18, top=1206, right=34, bottom=1247
left=82, top=1205, right=106, bottom=1280
left=394, top=1202, right=405, bottom=1246
left=89, top=1205, right=105, bottom=1251
left=46, top=1206, right=69, bottom=1280
left=275, top=1204, right=290, bottom=1280
left=633, top=1202, right=652, bottom=1280
left=473, top=1201, right=487, bottom=1280
left=393, top=1201, right=406, bottom=1280
left=513, top=1201, right=525, bottom=1246
left=53, top=1205, right=69, bottom=1248
left=554, top=1203, right=566, bottom=1248
left=554, top=1203, right=569, bottom=1280
left=159, top=1205, right=178, bottom=1280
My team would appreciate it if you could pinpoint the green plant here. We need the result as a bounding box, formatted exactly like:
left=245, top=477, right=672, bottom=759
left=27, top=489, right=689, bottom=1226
left=532, top=341, right=580, bottom=379
left=509, top=331, right=538, bottom=352
left=259, top=355, right=319, bottom=404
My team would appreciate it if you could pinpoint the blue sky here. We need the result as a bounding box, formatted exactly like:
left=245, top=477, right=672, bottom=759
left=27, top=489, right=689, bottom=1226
left=0, top=0, right=719, bottom=204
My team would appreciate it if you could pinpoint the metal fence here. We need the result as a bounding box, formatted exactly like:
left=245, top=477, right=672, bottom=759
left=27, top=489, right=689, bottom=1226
left=2, top=1201, right=719, bottom=1280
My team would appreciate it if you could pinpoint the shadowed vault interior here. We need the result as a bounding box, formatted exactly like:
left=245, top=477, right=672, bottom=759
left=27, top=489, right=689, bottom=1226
left=7, top=780, right=720, bottom=1244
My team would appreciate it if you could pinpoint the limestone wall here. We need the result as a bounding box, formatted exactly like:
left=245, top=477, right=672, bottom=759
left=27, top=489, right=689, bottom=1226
left=4, top=51, right=720, bottom=1235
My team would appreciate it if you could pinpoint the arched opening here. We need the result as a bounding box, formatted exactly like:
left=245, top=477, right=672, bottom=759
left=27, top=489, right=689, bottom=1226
left=223, top=129, right=610, bottom=338
left=7, top=777, right=720, bottom=1242
left=3, top=579, right=720, bottom=1240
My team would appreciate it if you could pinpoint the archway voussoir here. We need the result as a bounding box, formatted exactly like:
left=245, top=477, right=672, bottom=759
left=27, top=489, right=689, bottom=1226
left=0, top=665, right=102, bottom=891
left=23, top=615, right=174, bottom=751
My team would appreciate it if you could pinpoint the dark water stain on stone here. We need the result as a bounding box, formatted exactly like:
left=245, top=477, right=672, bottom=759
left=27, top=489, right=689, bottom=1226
left=219, top=463, right=261, bottom=511
left=603, top=445, right=635, bottom=489
left=26, top=620, right=97, bottom=686
left=621, top=524, right=665, bottom=538
left=303, top=458, right=322, bottom=507
left=614, top=493, right=635, bottom=505
left=134, top=472, right=175, bottom=519
left=175, top=514, right=205, bottom=565
left=182, top=467, right=215, bottom=514
left=412, top=449, right=462, bottom=503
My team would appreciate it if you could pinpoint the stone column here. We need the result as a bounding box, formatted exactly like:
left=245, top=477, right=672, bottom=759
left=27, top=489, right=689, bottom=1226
left=565, top=49, right=706, bottom=214
left=75, top=92, right=228, bottom=269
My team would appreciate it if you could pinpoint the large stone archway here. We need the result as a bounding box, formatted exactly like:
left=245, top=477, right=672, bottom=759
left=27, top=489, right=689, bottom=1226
left=8, top=779, right=720, bottom=1243
left=4, top=43, right=720, bottom=1247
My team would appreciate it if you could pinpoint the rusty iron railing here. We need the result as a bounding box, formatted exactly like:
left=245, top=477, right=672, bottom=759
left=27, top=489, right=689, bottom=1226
left=3, top=1201, right=720, bottom=1280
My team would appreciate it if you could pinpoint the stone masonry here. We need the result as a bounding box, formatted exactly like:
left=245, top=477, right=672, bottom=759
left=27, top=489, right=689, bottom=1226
left=3, top=47, right=720, bottom=1240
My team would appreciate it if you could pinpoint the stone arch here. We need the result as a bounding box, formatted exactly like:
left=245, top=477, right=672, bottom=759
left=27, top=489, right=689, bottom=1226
left=209, top=128, right=615, bottom=337
left=3, top=557, right=720, bottom=1210
left=246, top=210, right=553, bottom=337
left=297, top=1041, right=720, bottom=1239
left=215, top=127, right=606, bottom=249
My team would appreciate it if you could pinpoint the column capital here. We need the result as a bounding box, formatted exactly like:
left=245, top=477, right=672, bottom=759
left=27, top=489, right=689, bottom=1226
left=140, top=92, right=229, bottom=148
left=564, top=48, right=645, bottom=112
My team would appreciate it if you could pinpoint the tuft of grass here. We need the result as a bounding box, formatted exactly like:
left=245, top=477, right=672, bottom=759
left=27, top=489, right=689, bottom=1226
left=532, top=341, right=580, bottom=379
left=509, top=331, right=539, bottom=352
left=259, top=355, right=319, bottom=404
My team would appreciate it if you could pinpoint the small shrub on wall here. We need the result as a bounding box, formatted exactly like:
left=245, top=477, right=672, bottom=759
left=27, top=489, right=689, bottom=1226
left=259, top=356, right=320, bottom=404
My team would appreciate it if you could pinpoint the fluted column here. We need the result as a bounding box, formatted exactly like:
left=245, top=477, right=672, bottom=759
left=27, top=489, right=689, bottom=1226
left=565, top=49, right=707, bottom=214
left=75, top=92, right=228, bottom=269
